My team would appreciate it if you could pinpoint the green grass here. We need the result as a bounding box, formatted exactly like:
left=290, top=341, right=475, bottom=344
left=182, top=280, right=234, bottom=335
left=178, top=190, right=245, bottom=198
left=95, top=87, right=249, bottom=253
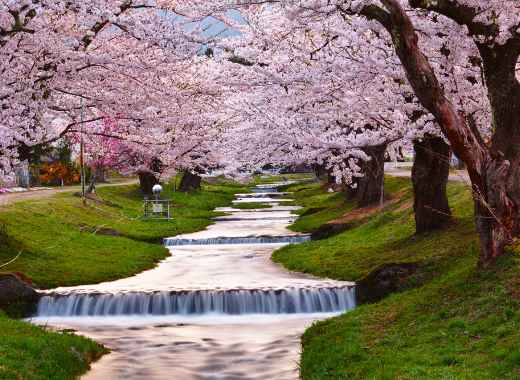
left=273, top=177, right=520, bottom=379
left=280, top=177, right=411, bottom=234
left=232, top=202, right=272, bottom=209
left=0, top=215, right=110, bottom=380
left=0, top=312, right=107, bottom=380
left=0, top=180, right=247, bottom=289
left=281, top=181, right=355, bottom=233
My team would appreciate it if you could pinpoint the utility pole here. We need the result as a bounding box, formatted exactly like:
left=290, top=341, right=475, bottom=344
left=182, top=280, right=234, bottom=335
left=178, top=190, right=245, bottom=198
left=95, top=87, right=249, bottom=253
left=80, top=98, right=86, bottom=205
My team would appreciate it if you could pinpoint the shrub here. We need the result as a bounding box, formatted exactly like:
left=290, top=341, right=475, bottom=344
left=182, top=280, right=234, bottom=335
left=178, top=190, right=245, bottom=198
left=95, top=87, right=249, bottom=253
left=39, top=162, right=80, bottom=185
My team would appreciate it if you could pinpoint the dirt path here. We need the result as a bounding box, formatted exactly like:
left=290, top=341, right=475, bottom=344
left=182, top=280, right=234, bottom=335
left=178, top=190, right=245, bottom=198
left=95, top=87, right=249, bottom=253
left=0, top=179, right=138, bottom=207
left=384, top=163, right=470, bottom=184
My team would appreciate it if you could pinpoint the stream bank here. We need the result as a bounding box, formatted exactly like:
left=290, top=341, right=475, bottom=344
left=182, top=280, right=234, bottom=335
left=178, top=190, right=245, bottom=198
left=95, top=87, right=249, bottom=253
left=29, top=181, right=355, bottom=379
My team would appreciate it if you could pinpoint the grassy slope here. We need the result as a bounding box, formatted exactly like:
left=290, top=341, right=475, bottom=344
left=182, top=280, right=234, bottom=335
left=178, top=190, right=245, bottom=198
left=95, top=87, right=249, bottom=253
left=279, top=177, right=409, bottom=235
left=279, top=181, right=357, bottom=233
left=0, top=180, right=247, bottom=289
left=0, top=179, right=247, bottom=380
left=274, top=177, right=520, bottom=379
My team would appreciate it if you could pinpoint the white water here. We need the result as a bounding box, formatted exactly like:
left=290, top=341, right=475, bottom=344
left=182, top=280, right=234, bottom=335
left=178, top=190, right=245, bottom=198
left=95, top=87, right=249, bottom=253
left=30, top=181, right=355, bottom=379
left=37, top=287, right=354, bottom=317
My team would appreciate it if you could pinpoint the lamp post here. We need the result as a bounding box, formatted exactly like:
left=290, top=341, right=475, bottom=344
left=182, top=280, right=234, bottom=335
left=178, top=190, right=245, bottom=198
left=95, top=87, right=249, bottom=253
left=144, top=184, right=171, bottom=219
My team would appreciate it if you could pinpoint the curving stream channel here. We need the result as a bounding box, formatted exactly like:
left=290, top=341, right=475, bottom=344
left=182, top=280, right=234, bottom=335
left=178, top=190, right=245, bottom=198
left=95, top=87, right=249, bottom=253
left=30, top=182, right=356, bottom=380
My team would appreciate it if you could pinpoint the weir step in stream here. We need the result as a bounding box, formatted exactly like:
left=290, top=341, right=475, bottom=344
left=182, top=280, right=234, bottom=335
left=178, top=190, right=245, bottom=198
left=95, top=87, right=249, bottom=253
left=31, top=181, right=356, bottom=380
left=37, top=287, right=355, bottom=317
left=163, top=235, right=311, bottom=246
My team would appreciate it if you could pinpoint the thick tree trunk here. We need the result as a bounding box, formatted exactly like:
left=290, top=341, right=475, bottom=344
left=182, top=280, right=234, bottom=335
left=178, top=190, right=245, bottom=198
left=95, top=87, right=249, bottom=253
left=94, top=166, right=106, bottom=183
left=179, top=171, right=202, bottom=192
left=357, top=144, right=386, bottom=207
left=86, top=173, right=97, bottom=195
left=312, top=164, right=327, bottom=180
left=477, top=43, right=520, bottom=257
left=412, top=137, right=451, bottom=233
left=138, top=170, right=158, bottom=195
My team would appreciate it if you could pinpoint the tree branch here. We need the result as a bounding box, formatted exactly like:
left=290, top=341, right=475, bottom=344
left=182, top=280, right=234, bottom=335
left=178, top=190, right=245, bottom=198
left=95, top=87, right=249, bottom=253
left=339, top=0, right=488, bottom=187
left=409, top=0, right=500, bottom=39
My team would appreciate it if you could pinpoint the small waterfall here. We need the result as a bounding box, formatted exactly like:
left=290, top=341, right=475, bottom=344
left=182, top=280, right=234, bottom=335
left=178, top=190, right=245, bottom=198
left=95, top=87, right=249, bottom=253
left=36, top=287, right=356, bottom=317
left=236, top=193, right=289, bottom=199
left=252, top=187, right=277, bottom=193
left=233, top=199, right=291, bottom=204
left=164, top=235, right=311, bottom=246
left=217, top=207, right=299, bottom=213
left=213, top=216, right=296, bottom=222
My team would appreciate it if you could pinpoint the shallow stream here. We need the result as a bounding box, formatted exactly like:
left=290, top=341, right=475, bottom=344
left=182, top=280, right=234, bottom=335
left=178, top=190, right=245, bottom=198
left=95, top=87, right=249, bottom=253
left=30, top=182, right=355, bottom=379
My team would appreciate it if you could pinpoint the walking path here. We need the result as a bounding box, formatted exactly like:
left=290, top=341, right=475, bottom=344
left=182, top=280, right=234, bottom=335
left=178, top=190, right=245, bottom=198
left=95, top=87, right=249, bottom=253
left=0, top=179, right=138, bottom=207
left=31, top=182, right=355, bottom=380
left=384, top=162, right=470, bottom=183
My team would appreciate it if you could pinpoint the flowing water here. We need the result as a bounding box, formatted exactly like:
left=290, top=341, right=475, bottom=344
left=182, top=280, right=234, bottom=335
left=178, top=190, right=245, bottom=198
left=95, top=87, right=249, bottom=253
left=30, top=182, right=355, bottom=379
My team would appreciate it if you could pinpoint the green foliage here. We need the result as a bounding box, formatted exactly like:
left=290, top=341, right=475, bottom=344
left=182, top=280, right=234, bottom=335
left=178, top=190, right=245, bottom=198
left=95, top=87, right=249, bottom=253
left=274, top=177, right=520, bottom=379
left=0, top=180, right=248, bottom=289
left=0, top=313, right=106, bottom=380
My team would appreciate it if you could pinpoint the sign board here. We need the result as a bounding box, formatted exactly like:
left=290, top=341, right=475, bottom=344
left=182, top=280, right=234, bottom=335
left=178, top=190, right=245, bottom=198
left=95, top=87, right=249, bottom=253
left=144, top=199, right=172, bottom=220
left=152, top=203, right=163, bottom=213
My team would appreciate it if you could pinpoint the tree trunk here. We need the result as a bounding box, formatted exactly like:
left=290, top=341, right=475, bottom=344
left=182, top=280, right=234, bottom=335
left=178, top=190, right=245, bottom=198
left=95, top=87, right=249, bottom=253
left=412, top=137, right=451, bottom=233
left=357, top=144, right=386, bottom=207
left=86, top=166, right=106, bottom=194
left=138, top=170, right=158, bottom=195
left=86, top=172, right=97, bottom=195
left=94, top=166, right=106, bottom=183
left=345, top=182, right=358, bottom=201
left=312, top=164, right=328, bottom=180
left=179, top=171, right=201, bottom=192
left=474, top=159, right=518, bottom=266
left=477, top=44, right=520, bottom=265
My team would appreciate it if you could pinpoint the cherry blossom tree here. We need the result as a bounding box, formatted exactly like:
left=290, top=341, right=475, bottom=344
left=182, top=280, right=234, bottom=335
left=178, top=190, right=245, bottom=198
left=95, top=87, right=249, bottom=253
left=0, top=0, right=219, bottom=186
left=193, top=5, right=410, bottom=196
